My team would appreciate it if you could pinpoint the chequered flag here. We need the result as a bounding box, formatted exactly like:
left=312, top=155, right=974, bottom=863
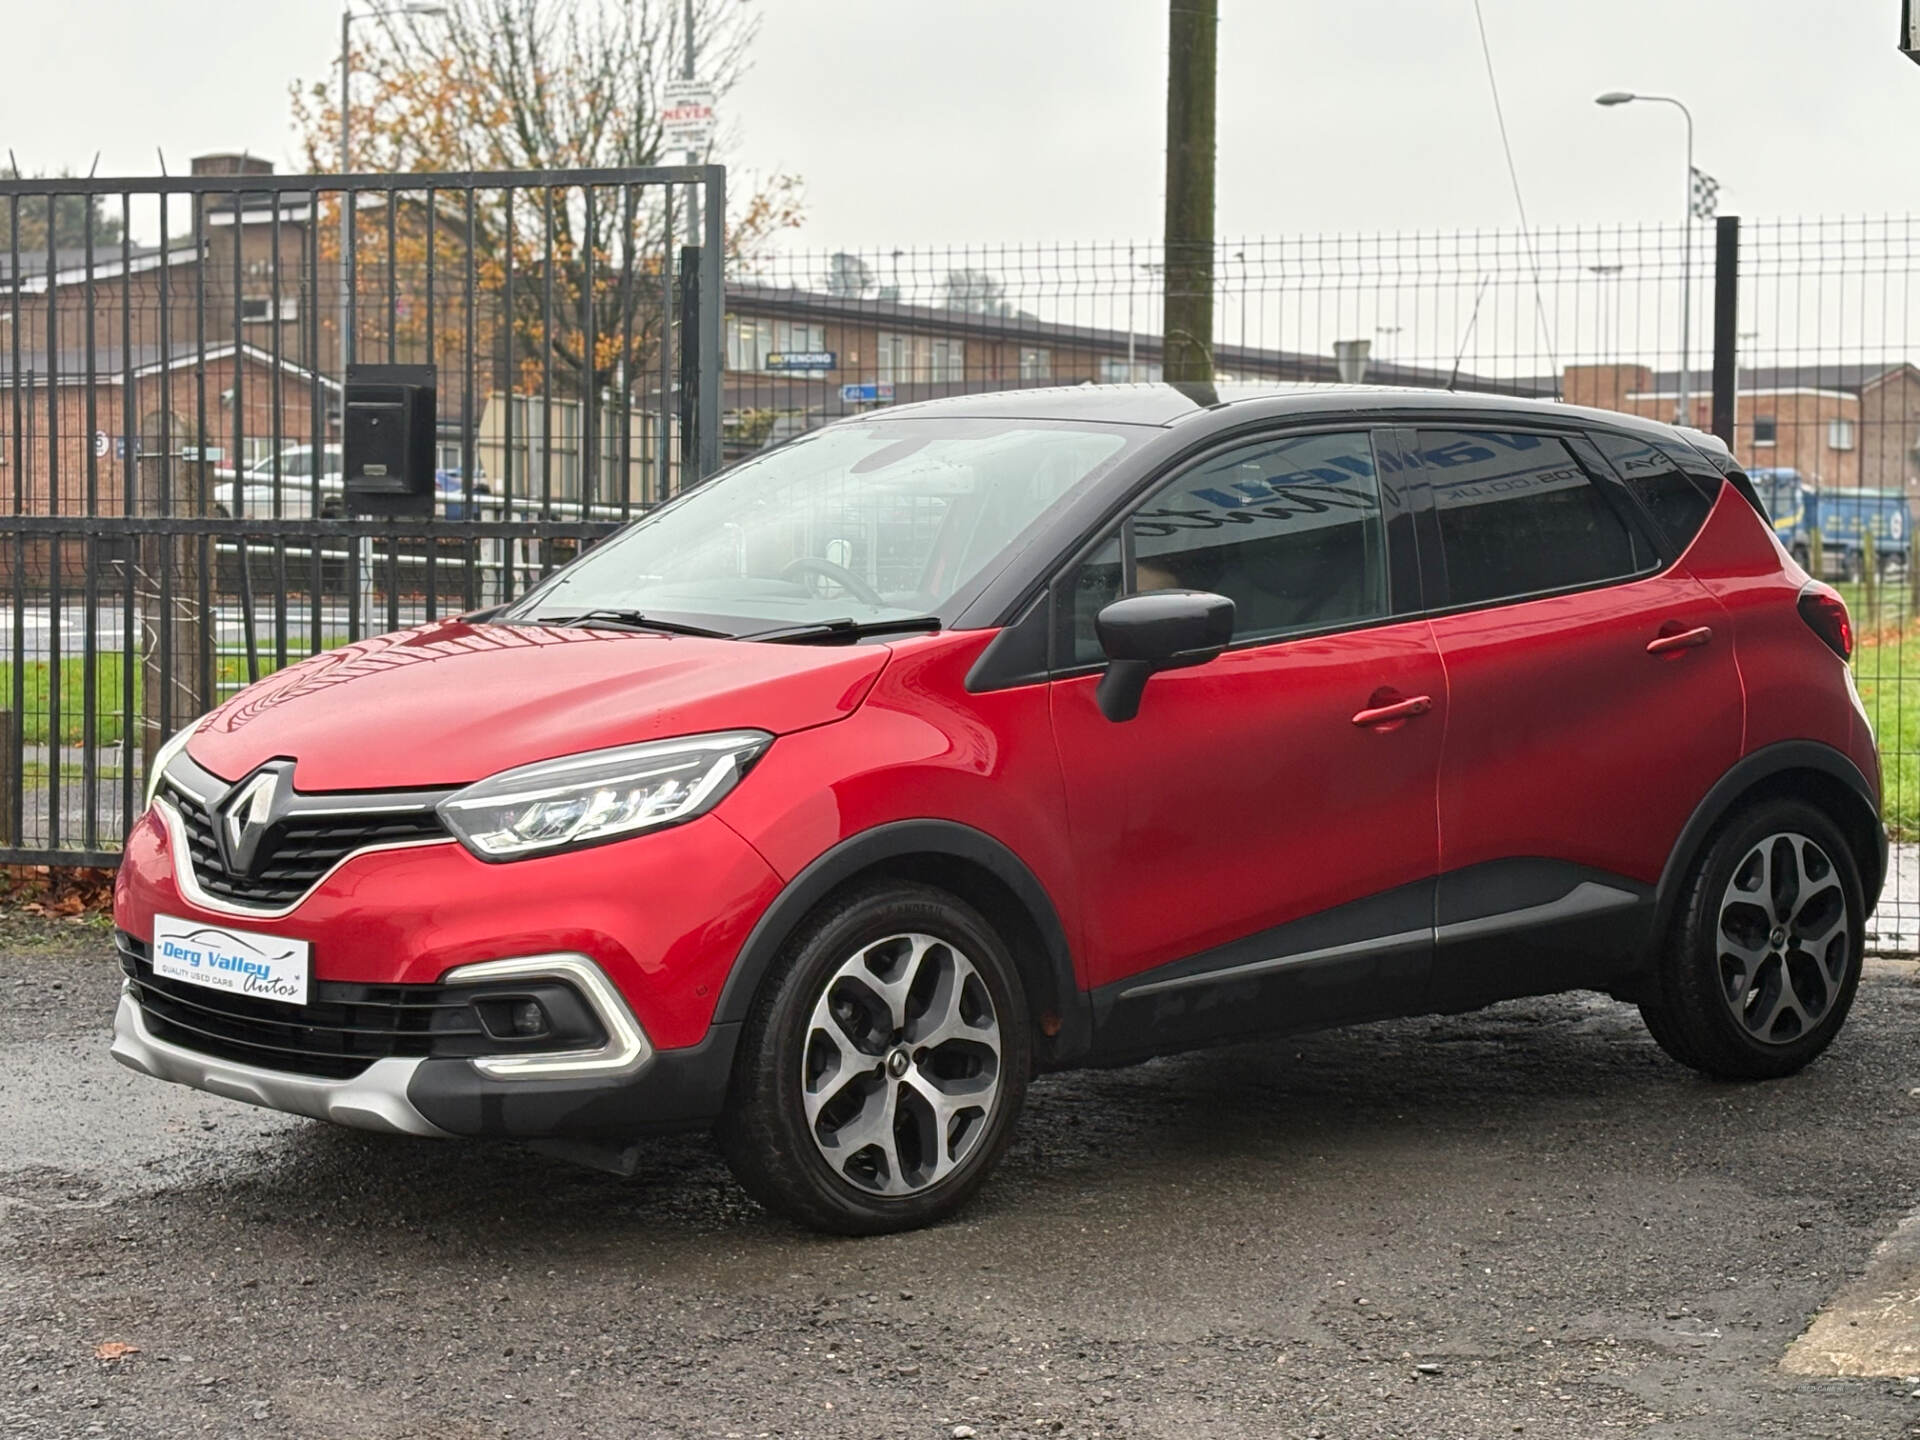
left=1691, top=167, right=1720, bottom=220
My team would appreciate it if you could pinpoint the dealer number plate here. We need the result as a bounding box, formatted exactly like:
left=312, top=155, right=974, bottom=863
left=151, top=915, right=311, bottom=1007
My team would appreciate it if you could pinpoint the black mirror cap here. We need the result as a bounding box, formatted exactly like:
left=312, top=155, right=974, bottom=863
left=1092, top=591, right=1235, bottom=723
left=1095, top=590, right=1235, bottom=667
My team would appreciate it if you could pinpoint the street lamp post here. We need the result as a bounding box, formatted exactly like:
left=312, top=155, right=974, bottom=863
left=683, top=0, right=701, bottom=239
left=338, top=1, right=445, bottom=639
left=339, top=2, right=447, bottom=374
left=1588, top=263, right=1624, bottom=361
left=1596, top=90, right=1696, bottom=426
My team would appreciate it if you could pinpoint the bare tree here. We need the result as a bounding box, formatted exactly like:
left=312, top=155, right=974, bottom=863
left=291, top=0, right=801, bottom=398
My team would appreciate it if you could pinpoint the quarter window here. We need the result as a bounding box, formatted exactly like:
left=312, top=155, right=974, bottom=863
left=1060, top=430, right=1390, bottom=664
left=1591, top=430, right=1717, bottom=554
left=1420, top=429, right=1648, bottom=607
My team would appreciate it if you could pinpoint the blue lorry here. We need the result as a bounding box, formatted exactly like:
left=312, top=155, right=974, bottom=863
left=1748, top=467, right=1910, bottom=580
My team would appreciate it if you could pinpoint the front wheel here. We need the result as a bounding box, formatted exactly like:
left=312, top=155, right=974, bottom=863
left=1639, top=798, right=1865, bottom=1080
left=719, top=881, right=1030, bottom=1234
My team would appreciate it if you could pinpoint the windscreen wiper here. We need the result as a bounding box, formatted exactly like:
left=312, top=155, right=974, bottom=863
left=524, top=608, right=734, bottom=639
left=743, top=616, right=944, bottom=645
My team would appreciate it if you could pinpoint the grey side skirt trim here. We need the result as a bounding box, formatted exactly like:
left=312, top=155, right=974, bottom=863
left=1118, top=878, right=1640, bottom=1002
left=1436, top=880, right=1641, bottom=944
left=1121, top=927, right=1430, bottom=1000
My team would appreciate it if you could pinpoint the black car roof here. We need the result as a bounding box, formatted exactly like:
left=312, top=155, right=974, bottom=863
left=860, top=380, right=1707, bottom=451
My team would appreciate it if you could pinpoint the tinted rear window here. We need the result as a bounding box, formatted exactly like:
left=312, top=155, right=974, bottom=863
left=1419, top=429, right=1647, bottom=607
left=1591, top=431, right=1718, bottom=554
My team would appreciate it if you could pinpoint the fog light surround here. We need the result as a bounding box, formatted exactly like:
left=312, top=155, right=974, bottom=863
left=442, top=954, right=650, bottom=1079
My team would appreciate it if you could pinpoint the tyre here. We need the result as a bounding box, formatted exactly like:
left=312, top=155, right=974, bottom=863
left=719, top=881, right=1030, bottom=1234
left=1639, top=797, right=1865, bottom=1080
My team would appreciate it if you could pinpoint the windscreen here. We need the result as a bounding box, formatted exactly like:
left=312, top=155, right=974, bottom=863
left=507, top=418, right=1138, bottom=633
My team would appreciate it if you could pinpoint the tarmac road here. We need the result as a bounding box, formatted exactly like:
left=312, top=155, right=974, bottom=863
left=5, top=918, right=1920, bottom=1439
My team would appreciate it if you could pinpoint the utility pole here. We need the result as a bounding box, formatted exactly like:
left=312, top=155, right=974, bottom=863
left=1162, top=0, right=1217, bottom=384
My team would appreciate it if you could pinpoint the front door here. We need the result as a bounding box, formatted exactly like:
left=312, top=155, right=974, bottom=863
left=1047, top=427, right=1446, bottom=1058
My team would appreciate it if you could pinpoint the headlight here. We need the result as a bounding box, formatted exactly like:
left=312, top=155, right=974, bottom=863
left=436, top=730, right=771, bottom=860
left=144, top=719, right=205, bottom=809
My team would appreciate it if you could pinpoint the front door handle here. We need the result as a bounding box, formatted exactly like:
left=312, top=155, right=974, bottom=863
left=1646, top=624, right=1713, bottom=655
left=1352, top=694, right=1432, bottom=727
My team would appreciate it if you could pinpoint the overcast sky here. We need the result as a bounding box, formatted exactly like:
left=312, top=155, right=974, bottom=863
left=2, top=0, right=1916, bottom=248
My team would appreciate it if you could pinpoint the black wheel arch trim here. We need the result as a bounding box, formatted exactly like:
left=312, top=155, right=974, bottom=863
left=711, top=819, right=1090, bottom=1066
left=1654, top=740, right=1886, bottom=939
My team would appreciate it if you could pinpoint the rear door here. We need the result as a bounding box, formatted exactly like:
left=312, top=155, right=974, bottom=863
left=1047, top=425, right=1445, bottom=1056
left=1407, top=425, right=1744, bottom=1010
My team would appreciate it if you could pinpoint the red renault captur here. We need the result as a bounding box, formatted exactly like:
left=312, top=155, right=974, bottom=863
left=113, top=384, right=1886, bottom=1234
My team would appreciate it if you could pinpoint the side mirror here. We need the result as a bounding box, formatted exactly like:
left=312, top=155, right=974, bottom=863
left=1093, top=590, right=1234, bottom=722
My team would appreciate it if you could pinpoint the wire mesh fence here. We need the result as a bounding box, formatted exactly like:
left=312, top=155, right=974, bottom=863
left=9, top=194, right=1920, bottom=956
left=730, top=223, right=1920, bottom=951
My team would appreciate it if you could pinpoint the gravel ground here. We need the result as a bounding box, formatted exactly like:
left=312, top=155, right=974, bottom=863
left=5, top=920, right=1920, bottom=1439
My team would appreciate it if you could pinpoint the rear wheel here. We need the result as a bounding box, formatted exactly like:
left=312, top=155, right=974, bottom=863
left=1639, top=798, right=1864, bottom=1080
left=718, top=881, right=1030, bottom=1234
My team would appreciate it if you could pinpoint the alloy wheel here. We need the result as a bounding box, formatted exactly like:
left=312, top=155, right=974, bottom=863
left=1716, top=831, right=1851, bottom=1045
left=800, top=932, right=1004, bottom=1196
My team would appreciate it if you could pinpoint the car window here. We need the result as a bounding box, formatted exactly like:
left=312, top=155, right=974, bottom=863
left=1590, top=431, right=1717, bottom=555
left=1420, top=429, right=1649, bottom=608
left=1059, top=430, right=1390, bottom=665
left=510, top=419, right=1140, bottom=632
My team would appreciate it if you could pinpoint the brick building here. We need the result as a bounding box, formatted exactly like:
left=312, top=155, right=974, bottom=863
left=0, top=152, right=502, bottom=517
left=709, top=282, right=1550, bottom=448
left=0, top=342, right=334, bottom=515
left=1564, top=361, right=1920, bottom=493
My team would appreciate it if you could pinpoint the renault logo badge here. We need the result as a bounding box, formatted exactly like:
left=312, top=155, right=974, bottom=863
left=218, top=763, right=289, bottom=876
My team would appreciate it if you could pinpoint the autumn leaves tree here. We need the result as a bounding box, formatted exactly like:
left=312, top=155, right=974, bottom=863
left=289, top=0, right=800, bottom=468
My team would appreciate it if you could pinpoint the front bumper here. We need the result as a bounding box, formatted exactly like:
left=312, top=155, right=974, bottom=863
left=111, top=980, right=741, bottom=1142
left=111, top=988, right=453, bottom=1136
left=112, top=791, right=778, bottom=1140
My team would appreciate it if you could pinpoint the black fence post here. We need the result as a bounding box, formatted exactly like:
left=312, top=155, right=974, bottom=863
left=1711, top=215, right=1740, bottom=445
left=678, top=244, right=700, bottom=480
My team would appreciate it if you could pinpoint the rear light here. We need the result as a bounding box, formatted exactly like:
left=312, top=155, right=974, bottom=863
left=1797, top=584, right=1854, bottom=661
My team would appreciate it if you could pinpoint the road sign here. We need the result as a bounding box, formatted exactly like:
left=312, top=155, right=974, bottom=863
left=839, top=382, right=895, bottom=404
left=766, top=351, right=835, bottom=372
left=661, top=81, right=717, bottom=151
left=93, top=431, right=110, bottom=459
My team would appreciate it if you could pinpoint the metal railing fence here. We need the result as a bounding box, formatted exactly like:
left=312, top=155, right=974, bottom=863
left=0, top=165, right=724, bottom=864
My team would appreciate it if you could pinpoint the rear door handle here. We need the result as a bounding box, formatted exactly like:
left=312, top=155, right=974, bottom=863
left=1351, top=695, right=1432, bottom=727
left=1646, top=625, right=1713, bottom=655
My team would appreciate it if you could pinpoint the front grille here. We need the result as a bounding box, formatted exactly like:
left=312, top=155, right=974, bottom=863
left=121, top=934, right=608, bottom=1084
left=119, top=933, right=486, bottom=1080
left=162, top=778, right=448, bottom=909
